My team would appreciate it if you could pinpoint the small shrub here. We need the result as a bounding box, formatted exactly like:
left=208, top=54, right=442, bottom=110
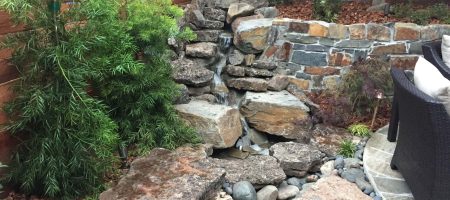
left=411, top=9, right=431, bottom=25
left=348, top=124, right=371, bottom=137
left=392, top=3, right=413, bottom=18
left=339, top=140, right=357, bottom=158
left=338, top=58, right=393, bottom=116
left=428, top=3, right=449, bottom=20
left=313, top=0, right=341, bottom=22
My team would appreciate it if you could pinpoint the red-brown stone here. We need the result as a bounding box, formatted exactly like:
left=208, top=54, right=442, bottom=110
left=304, top=67, right=340, bottom=76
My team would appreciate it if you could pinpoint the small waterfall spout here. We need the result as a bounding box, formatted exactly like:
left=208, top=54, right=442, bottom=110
left=212, top=33, right=233, bottom=105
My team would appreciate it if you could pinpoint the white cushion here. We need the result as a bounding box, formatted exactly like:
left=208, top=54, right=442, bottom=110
left=414, top=57, right=450, bottom=98
left=442, top=35, right=450, bottom=67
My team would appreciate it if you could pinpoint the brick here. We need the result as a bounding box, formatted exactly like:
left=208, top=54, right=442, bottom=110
left=309, top=23, right=329, bottom=37
left=288, top=77, right=310, bottom=90
left=329, top=52, right=353, bottom=66
left=389, top=55, right=419, bottom=70
left=289, top=21, right=309, bottom=33
left=304, top=67, right=340, bottom=76
left=367, top=23, right=391, bottom=41
left=348, top=24, right=366, bottom=40
left=328, top=24, right=348, bottom=39
left=394, top=23, right=420, bottom=41
left=371, top=43, right=407, bottom=56
left=291, top=51, right=328, bottom=66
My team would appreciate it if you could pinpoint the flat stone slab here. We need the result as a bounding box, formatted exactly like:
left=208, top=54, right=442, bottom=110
left=363, top=125, right=414, bottom=200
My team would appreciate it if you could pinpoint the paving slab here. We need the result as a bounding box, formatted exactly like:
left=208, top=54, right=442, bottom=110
left=363, top=125, right=414, bottom=200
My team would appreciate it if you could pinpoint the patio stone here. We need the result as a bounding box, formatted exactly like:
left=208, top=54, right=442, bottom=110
left=363, top=125, right=414, bottom=200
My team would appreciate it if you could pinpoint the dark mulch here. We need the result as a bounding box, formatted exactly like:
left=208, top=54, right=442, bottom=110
left=277, top=0, right=444, bottom=24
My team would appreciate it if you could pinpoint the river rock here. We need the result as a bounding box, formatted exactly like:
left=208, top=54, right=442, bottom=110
left=99, top=145, right=225, bottom=200
left=340, top=168, right=365, bottom=183
left=171, top=58, right=214, bottom=87
left=355, top=178, right=374, bottom=194
left=298, top=175, right=371, bottom=200
left=270, top=142, right=324, bottom=177
left=233, top=181, right=257, bottom=200
left=240, top=91, right=312, bottom=140
left=268, top=75, right=289, bottom=91
left=175, top=100, right=242, bottom=148
left=228, top=49, right=245, bottom=65
left=227, top=78, right=268, bottom=91
left=234, top=18, right=273, bottom=53
left=210, top=155, right=286, bottom=187
left=320, top=161, right=335, bottom=176
left=344, top=158, right=361, bottom=169
left=310, top=124, right=354, bottom=156
left=256, top=185, right=278, bottom=200
left=227, top=3, right=255, bottom=24
left=277, top=185, right=299, bottom=200
left=186, top=42, right=218, bottom=58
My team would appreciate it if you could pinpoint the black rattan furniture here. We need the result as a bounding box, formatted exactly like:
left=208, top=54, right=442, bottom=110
left=422, top=41, right=450, bottom=79
left=387, top=67, right=450, bottom=200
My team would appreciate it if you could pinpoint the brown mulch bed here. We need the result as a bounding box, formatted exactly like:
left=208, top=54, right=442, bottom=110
left=277, top=0, right=444, bottom=24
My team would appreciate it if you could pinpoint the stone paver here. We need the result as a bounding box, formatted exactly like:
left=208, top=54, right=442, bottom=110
left=363, top=125, right=414, bottom=200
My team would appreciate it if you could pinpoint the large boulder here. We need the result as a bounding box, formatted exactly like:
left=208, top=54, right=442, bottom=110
left=296, top=175, right=372, bottom=200
left=240, top=91, right=312, bottom=140
left=270, top=142, right=324, bottom=177
left=310, top=124, right=354, bottom=156
left=234, top=18, right=273, bottom=54
left=99, top=145, right=225, bottom=200
left=175, top=101, right=242, bottom=148
left=227, top=78, right=268, bottom=92
left=210, top=155, right=286, bottom=187
left=185, top=42, right=218, bottom=58
left=171, top=58, right=214, bottom=87
left=227, top=3, right=255, bottom=24
left=209, top=0, right=269, bottom=9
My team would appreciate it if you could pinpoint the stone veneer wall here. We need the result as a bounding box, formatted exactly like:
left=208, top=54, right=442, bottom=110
left=258, top=19, right=450, bottom=91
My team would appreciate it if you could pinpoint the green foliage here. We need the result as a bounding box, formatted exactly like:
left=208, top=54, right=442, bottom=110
left=313, top=0, right=341, bottom=22
left=348, top=124, right=371, bottom=137
left=0, top=0, right=139, bottom=198
left=94, top=0, right=201, bottom=153
left=392, top=3, right=413, bottom=18
left=338, top=58, right=393, bottom=116
left=339, top=140, right=357, bottom=158
left=411, top=9, right=431, bottom=25
left=393, top=2, right=450, bottom=25
left=429, top=3, right=449, bottom=20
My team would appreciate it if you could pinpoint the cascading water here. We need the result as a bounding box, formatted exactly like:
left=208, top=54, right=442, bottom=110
left=212, top=33, right=233, bottom=105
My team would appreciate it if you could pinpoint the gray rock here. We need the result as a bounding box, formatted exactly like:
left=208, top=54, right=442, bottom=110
left=300, top=182, right=314, bottom=191
left=334, top=156, right=345, bottom=169
left=248, top=129, right=269, bottom=145
left=320, top=161, right=335, bottom=176
left=225, top=186, right=233, bottom=195
left=252, top=60, right=277, bottom=70
left=211, top=0, right=268, bottom=9
left=244, top=54, right=256, bottom=66
left=174, top=84, right=190, bottom=104
left=306, top=175, right=319, bottom=183
left=99, top=145, right=225, bottom=200
left=204, top=7, right=226, bottom=21
left=267, top=75, right=289, bottom=91
left=291, top=50, right=328, bottom=66
left=192, top=94, right=218, bottom=103
left=226, top=65, right=246, bottom=77
left=277, top=185, right=299, bottom=200
left=233, top=181, right=257, bottom=200
left=335, top=40, right=373, bottom=48
left=234, top=18, right=273, bottom=53
left=256, top=185, right=278, bottom=200
left=171, top=58, right=214, bottom=87
left=175, top=101, right=242, bottom=148
left=370, top=192, right=376, bottom=197
left=278, top=181, right=288, bottom=188
left=341, top=168, right=365, bottom=183
left=356, top=178, right=374, bottom=194
left=210, top=155, right=286, bottom=187
left=344, top=158, right=361, bottom=169
left=373, top=196, right=382, bottom=200
left=254, top=7, right=278, bottom=18
left=355, top=149, right=364, bottom=160
left=185, top=42, right=218, bottom=58
left=286, top=84, right=319, bottom=108
left=227, top=78, right=268, bottom=91
left=193, top=30, right=223, bottom=42
left=240, top=92, right=312, bottom=140
left=201, top=20, right=225, bottom=29
left=244, top=67, right=273, bottom=77
left=188, top=85, right=211, bottom=96
left=286, top=177, right=304, bottom=188
left=227, top=3, right=255, bottom=24
left=228, top=49, right=245, bottom=65
left=270, top=142, right=324, bottom=177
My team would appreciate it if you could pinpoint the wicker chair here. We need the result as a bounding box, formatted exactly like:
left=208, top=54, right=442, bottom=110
left=422, top=41, right=450, bottom=79
left=387, top=67, right=450, bottom=200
